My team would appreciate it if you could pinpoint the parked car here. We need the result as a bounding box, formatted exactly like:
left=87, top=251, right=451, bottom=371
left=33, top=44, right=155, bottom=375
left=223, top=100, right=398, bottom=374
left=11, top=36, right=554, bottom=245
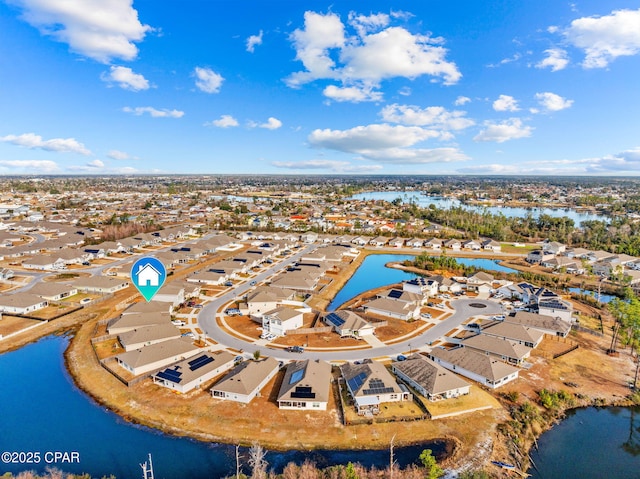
left=290, top=346, right=304, bottom=353
left=396, top=354, right=407, bottom=361
left=249, top=280, right=257, bottom=286
left=421, top=312, right=432, bottom=319
left=193, top=304, right=203, bottom=309
left=224, top=281, right=233, bottom=287
left=224, top=308, right=241, bottom=316
left=182, top=332, right=195, bottom=338
left=172, top=320, right=186, bottom=326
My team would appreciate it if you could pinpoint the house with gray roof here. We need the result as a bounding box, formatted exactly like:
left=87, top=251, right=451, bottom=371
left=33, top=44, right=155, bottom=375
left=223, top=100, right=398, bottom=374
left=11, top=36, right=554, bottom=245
left=277, top=359, right=332, bottom=410
left=340, top=360, right=410, bottom=414
left=480, top=321, right=545, bottom=349
left=429, top=346, right=520, bottom=389
left=29, top=282, right=78, bottom=301
left=153, top=351, right=236, bottom=394
left=362, top=296, right=420, bottom=320
left=507, top=311, right=571, bottom=337
left=0, top=293, right=48, bottom=315
left=115, top=337, right=201, bottom=376
left=118, top=323, right=181, bottom=351
left=392, top=354, right=470, bottom=401
left=74, top=276, right=130, bottom=294
left=323, top=310, right=375, bottom=338
left=262, top=306, right=304, bottom=337
left=461, top=334, right=532, bottom=365
left=107, top=311, right=172, bottom=335
left=210, top=356, right=280, bottom=404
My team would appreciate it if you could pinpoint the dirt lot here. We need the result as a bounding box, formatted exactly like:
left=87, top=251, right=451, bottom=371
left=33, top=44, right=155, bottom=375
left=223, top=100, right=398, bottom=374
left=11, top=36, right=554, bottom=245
left=0, top=316, right=43, bottom=337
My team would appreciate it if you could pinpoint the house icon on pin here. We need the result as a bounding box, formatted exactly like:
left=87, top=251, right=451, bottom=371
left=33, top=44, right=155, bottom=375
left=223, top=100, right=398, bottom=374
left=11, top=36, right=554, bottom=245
left=136, top=263, right=161, bottom=287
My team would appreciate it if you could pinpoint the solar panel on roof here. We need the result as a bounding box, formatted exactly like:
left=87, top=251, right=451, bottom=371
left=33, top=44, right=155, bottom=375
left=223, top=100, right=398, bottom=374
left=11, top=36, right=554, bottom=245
left=325, top=312, right=345, bottom=327
left=291, top=387, right=316, bottom=399
left=156, top=369, right=182, bottom=383
left=289, top=368, right=305, bottom=385
left=189, top=355, right=214, bottom=371
left=363, top=387, right=395, bottom=395
left=347, top=372, right=367, bottom=392
left=388, top=289, right=403, bottom=299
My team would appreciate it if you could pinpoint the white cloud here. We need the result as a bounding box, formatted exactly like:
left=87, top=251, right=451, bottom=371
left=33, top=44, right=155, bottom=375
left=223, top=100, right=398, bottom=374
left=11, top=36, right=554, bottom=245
left=194, top=67, right=224, bottom=93
left=10, top=0, right=150, bottom=63
left=122, top=106, right=184, bottom=118
left=258, top=117, right=283, bottom=130
left=307, top=123, right=468, bottom=164
left=286, top=10, right=461, bottom=102
left=564, top=8, right=640, bottom=68
left=398, top=86, right=412, bottom=96
left=380, top=104, right=474, bottom=131
left=271, top=159, right=383, bottom=173
left=323, top=85, right=383, bottom=103
left=0, top=159, right=59, bottom=173
left=536, top=48, right=569, bottom=72
left=206, top=115, right=239, bottom=128
left=101, top=66, right=149, bottom=91
left=340, top=26, right=461, bottom=85
left=246, top=30, right=263, bottom=52
left=534, top=92, right=573, bottom=112
left=107, top=149, right=130, bottom=160
left=473, top=118, right=533, bottom=143
left=492, top=94, right=520, bottom=112
left=0, top=132, right=91, bottom=155
left=585, top=147, right=640, bottom=173
left=287, top=11, right=346, bottom=87
left=454, top=96, right=471, bottom=106
left=87, top=159, right=104, bottom=168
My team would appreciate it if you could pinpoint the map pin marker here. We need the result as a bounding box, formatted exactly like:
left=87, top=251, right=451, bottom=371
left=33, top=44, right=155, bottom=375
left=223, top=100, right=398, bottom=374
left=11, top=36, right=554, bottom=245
left=131, top=257, right=167, bottom=302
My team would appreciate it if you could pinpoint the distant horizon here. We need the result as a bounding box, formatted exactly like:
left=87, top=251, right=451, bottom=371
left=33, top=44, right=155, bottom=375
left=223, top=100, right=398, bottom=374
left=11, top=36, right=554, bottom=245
left=1, top=1, right=639, bottom=176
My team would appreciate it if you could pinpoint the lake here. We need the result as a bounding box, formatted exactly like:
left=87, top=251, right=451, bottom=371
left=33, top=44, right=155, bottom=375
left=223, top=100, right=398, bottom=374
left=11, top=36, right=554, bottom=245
left=0, top=335, right=440, bottom=478
left=349, top=191, right=608, bottom=225
left=528, top=406, right=640, bottom=478
left=327, top=253, right=517, bottom=311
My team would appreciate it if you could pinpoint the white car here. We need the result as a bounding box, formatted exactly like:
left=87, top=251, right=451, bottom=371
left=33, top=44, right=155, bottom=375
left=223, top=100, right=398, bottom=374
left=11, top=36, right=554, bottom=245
left=172, top=320, right=186, bottom=326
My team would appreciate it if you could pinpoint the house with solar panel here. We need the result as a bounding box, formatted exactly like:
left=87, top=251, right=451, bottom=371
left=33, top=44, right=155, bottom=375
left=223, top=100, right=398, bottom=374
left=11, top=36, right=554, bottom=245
left=340, top=360, right=410, bottom=415
left=152, top=351, right=236, bottom=394
left=115, top=337, right=201, bottom=376
left=210, top=356, right=280, bottom=404
left=403, top=277, right=438, bottom=296
left=322, top=310, right=376, bottom=338
left=277, top=359, right=331, bottom=410
left=391, top=354, right=471, bottom=401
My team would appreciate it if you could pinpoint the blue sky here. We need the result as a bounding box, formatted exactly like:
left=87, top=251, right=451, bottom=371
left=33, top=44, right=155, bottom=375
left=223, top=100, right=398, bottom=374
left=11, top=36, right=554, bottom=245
left=1, top=0, right=640, bottom=176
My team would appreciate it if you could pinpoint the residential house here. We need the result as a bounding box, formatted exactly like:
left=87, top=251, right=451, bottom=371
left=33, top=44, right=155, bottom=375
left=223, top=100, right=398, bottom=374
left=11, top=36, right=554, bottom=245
left=444, top=239, right=461, bottom=251
left=107, top=311, right=172, bottom=335
left=152, top=351, right=236, bottom=394
left=340, top=360, right=410, bottom=414
left=0, top=293, right=48, bottom=314
left=506, top=311, right=571, bottom=338
left=277, top=359, right=332, bottom=410
left=323, top=310, right=375, bottom=338
left=481, top=239, right=502, bottom=252
left=391, top=353, right=470, bottom=401
left=429, top=346, right=520, bottom=389
left=362, top=296, right=420, bottom=321
left=424, top=238, right=443, bottom=250
left=480, top=322, right=545, bottom=349
left=245, top=286, right=296, bottom=316
left=115, top=337, right=201, bottom=376
left=21, top=255, right=66, bottom=271
left=262, top=306, right=304, bottom=337
left=210, top=357, right=280, bottom=404
left=74, top=276, right=130, bottom=294
left=29, top=282, right=78, bottom=301
left=403, top=277, right=438, bottom=297
left=462, top=334, right=532, bottom=365
left=118, top=323, right=181, bottom=351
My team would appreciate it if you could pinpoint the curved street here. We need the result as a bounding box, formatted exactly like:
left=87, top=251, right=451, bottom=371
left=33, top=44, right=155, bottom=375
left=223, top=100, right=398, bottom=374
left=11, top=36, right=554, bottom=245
left=197, top=252, right=503, bottom=362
